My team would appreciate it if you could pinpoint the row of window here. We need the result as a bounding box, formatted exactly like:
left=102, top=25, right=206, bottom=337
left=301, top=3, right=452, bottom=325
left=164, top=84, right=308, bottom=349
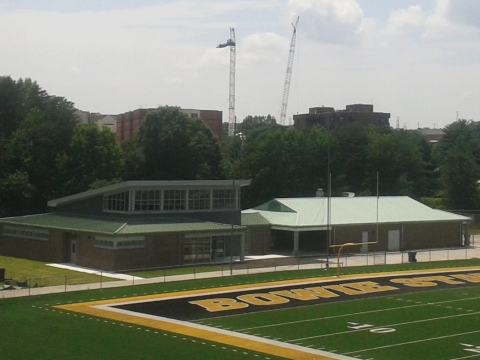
left=94, top=237, right=146, bottom=249
left=3, top=226, right=49, bottom=241
left=104, top=189, right=236, bottom=212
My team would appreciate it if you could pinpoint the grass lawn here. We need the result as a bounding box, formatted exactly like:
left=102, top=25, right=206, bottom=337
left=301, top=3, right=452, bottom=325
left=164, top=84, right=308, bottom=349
left=0, top=255, right=118, bottom=286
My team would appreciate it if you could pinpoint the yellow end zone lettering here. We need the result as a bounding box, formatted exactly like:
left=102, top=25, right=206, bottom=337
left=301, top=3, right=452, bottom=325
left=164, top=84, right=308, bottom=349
left=452, top=273, right=480, bottom=283
left=237, top=293, right=290, bottom=306
left=391, top=275, right=466, bottom=287
left=271, top=287, right=339, bottom=300
left=324, top=281, right=398, bottom=295
left=189, top=298, right=249, bottom=312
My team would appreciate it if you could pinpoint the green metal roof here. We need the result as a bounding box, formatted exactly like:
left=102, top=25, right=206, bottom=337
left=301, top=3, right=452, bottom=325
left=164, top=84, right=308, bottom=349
left=0, top=213, right=243, bottom=235
left=244, top=196, right=470, bottom=230
left=241, top=212, right=271, bottom=226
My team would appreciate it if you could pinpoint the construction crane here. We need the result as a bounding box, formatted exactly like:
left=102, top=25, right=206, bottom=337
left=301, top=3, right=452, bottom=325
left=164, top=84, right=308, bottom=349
left=280, top=16, right=299, bottom=126
left=217, top=28, right=236, bottom=136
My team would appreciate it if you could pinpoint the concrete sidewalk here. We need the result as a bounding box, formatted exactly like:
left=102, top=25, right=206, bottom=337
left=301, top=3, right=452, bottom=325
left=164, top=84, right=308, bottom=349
left=2, top=243, right=480, bottom=299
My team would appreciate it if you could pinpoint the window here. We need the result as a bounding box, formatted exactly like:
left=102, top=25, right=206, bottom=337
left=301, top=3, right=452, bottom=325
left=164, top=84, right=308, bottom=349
left=164, top=190, right=186, bottom=211
left=213, top=189, right=235, bottom=209
left=134, top=190, right=161, bottom=211
left=2, top=226, right=49, bottom=241
left=94, top=236, right=145, bottom=249
left=189, top=190, right=211, bottom=210
left=94, top=239, right=114, bottom=248
left=104, top=191, right=129, bottom=212
left=116, top=239, right=145, bottom=249
left=184, top=237, right=211, bottom=263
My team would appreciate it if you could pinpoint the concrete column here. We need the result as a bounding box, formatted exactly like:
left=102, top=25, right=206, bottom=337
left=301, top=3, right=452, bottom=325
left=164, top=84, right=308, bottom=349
left=240, top=232, right=245, bottom=261
left=293, top=231, right=299, bottom=257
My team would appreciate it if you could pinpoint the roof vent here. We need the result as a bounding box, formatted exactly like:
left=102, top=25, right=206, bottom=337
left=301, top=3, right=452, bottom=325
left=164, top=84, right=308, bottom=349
left=342, top=192, right=355, bottom=197
left=316, top=188, right=324, bottom=197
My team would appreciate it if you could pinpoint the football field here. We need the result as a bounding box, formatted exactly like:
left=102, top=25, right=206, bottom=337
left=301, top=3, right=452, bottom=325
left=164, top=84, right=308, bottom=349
left=58, top=267, right=480, bottom=360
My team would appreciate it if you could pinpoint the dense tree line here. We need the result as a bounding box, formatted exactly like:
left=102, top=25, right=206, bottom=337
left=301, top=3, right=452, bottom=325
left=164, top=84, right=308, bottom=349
left=0, top=76, right=477, bottom=216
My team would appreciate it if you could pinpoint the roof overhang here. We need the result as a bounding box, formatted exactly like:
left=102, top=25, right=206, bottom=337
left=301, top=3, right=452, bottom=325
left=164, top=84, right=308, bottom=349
left=48, top=180, right=251, bottom=208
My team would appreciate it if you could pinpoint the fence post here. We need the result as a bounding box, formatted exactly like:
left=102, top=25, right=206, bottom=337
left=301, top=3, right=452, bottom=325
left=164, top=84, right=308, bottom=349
left=100, top=272, right=103, bottom=289
left=65, top=275, right=67, bottom=293
left=29, top=278, right=31, bottom=296
left=194, top=265, right=196, bottom=280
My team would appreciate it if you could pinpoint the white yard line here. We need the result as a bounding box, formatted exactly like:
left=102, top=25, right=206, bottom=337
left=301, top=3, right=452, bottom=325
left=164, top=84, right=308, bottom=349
left=289, top=311, right=480, bottom=343
left=235, top=295, right=480, bottom=331
left=344, top=329, right=480, bottom=355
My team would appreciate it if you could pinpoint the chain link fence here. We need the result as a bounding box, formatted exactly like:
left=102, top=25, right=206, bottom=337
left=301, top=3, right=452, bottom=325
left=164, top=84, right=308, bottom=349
left=2, top=245, right=479, bottom=298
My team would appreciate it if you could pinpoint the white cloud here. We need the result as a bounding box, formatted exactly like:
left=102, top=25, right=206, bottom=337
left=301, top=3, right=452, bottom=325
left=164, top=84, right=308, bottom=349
left=444, top=0, right=480, bottom=28
left=240, top=32, right=288, bottom=65
left=288, top=0, right=365, bottom=44
left=383, top=6, right=425, bottom=38
left=1, top=0, right=480, bottom=129
left=70, top=66, right=81, bottom=74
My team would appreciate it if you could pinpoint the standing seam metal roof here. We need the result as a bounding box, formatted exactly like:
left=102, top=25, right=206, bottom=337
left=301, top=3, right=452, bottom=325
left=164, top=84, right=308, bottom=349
left=242, top=196, right=469, bottom=228
left=0, top=213, right=244, bottom=235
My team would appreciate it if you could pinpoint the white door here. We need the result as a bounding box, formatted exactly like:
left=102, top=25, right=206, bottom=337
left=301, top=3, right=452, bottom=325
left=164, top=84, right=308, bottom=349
left=361, top=231, right=369, bottom=253
left=70, top=240, right=77, bottom=264
left=388, top=230, right=400, bottom=251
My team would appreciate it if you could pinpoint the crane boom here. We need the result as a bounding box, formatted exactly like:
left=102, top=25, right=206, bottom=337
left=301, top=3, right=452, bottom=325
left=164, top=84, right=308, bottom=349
left=228, top=28, right=236, bottom=137
left=280, top=16, right=299, bottom=126
left=217, top=28, right=236, bottom=136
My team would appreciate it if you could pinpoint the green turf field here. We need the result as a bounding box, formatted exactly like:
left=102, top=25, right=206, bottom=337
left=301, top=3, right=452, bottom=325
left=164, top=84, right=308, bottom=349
left=2, top=261, right=480, bottom=360
left=195, top=286, right=480, bottom=359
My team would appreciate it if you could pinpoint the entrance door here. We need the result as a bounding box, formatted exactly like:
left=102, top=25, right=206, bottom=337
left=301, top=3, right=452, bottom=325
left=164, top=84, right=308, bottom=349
left=361, top=231, right=369, bottom=253
left=388, top=230, right=400, bottom=251
left=70, top=240, right=77, bottom=264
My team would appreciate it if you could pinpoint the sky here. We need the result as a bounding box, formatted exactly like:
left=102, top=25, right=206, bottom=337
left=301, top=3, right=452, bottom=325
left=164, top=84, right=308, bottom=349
left=1, top=0, right=479, bottom=129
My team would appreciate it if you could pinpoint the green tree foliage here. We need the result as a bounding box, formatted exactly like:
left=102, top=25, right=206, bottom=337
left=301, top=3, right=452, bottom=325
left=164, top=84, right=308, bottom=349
left=3, top=83, right=77, bottom=214
left=364, top=129, right=428, bottom=197
left=130, top=106, right=223, bottom=180
left=435, top=120, right=480, bottom=209
left=0, top=76, right=24, bottom=141
left=0, top=171, right=35, bottom=216
left=239, top=127, right=330, bottom=208
left=237, top=123, right=434, bottom=207
left=0, top=77, right=82, bottom=215
left=56, top=123, right=124, bottom=195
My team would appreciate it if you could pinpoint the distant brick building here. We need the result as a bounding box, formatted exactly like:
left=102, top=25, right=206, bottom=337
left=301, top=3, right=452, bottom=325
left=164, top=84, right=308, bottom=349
left=293, top=104, right=390, bottom=130
left=415, top=128, right=444, bottom=145
left=76, top=108, right=223, bottom=143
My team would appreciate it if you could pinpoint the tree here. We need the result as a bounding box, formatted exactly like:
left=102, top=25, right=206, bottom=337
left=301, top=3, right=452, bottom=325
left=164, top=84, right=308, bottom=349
left=239, top=127, right=330, bottom=208
left=330, top=122, right=372, bottom=194
left=3, top=85, right=77, bottom=213
left=133, top=106, right=224, bottom=180
left=436, top=120, right=480, bottom=209
left=56, top=123, right=124, bottom=196
left=0, top=76, right=23, bottom=141
left=0, top=171, right=35, bottom=216
left=365, top=129, right=427, bottom=197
